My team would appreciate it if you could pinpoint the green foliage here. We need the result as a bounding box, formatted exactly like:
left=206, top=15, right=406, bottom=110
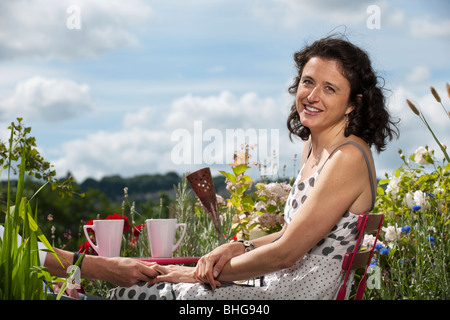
left=368, top=147, right=449, bottom=300
left=174, top=174, right=234, bottom=257
left=0, top=119, right=67, bottom=300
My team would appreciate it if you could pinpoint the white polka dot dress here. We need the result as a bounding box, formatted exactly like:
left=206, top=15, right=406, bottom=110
left=110, top=142, right=375, bottom=300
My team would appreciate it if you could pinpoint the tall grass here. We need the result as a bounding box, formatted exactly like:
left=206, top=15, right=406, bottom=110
left=0, top=120, right=63, bottom=300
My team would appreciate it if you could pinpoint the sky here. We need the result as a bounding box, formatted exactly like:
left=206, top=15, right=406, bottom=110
left=0, top=0, right=449, bottom=185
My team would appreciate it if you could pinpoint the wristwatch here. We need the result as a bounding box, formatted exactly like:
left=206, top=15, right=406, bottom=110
left=238, top=240, right=256, bottom=252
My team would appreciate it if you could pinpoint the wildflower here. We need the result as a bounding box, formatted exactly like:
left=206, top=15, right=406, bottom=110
left=413, top=190, right=428, bottom=209
left=382, top=225, right=401, bottom=241
left=385, top=175, right=400, bottom=198
left=428, top=236, right=435, bottom=247
left=380, top=248, right=389, bottom=255
left=414, top=146, right=431, bottom=165
left=254, top=201, right=266, bottom=211
left=362, top=234, right=384, bottom=250
left=404, top=192, right=415, bottom=209
left=405, top=190, right=428, bottom=210
left=216, top=194, right=226, bottom=206
left=64, top=229, right=72, bottom=240
left=401, top=226, right=411, bottom=233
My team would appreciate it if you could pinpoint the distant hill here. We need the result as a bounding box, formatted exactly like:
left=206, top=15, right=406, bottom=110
left=78, top=171, right=228, bottom=203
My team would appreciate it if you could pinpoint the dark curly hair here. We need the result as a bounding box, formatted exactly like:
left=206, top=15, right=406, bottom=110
left=286, top=36, right=399, bottom=152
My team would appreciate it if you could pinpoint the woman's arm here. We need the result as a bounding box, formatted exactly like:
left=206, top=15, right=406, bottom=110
left=215, top=145, right=370, bottom=282
left=194, top=227, right=285, bottom=289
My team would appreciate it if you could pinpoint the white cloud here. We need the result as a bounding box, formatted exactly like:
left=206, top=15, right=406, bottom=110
left=251, top=0, right=383, bottom=28
left=52, top=90, right=297, bottom=181
left=0, top=0, right=154, bottom=61
left=410, top=16, right=450, bottom=39
left=53, top=128, right=172, bottom=181
left=165, top=91, right=281, bottom=130
left=0, top=76, right=93, bottom=122
left=405, top=66, right=431, bottom=84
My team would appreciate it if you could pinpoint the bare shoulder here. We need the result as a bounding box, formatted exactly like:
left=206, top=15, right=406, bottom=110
left=321, top=138, right=375, bottom=184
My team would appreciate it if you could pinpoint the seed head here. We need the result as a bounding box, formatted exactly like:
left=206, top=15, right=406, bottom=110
left=446, top=82, right=450, bottom=99
left=430, top=86, right=441, bottom=103
left=406, top=99, right=420, bottom=116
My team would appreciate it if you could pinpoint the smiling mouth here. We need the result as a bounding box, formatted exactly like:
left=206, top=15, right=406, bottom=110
left=304, top=104, right=323, bottom=113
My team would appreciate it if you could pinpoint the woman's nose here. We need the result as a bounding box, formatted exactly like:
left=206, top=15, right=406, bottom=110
left=307, top=87, right=320, bottom=103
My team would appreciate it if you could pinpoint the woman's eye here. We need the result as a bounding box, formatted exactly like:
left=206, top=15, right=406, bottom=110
left=325, top=86, right=335, bottom=93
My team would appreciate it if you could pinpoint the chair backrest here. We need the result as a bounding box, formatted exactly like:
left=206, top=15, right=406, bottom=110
left=336, top=212, right=384, bottom=300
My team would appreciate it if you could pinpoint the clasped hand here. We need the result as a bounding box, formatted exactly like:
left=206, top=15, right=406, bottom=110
left=148, top=243, right=235, bottom=291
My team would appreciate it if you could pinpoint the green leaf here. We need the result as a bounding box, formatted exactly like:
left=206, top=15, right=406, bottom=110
left=232, top=164, right=250, bottom=176
left=219, top=170, right=236, bottom=184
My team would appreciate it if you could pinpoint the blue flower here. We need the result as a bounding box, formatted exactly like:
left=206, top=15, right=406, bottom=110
left=428, top=236, right=435, bottom=247
left=401, top=226, right=411, bottom=233
left=426, top=192, right=434, bottom=198
left=412, top=205, right=421, bottom=211
left=375, top=244, right=384, bottom=250
left=380, top=248, right=389, bottom=255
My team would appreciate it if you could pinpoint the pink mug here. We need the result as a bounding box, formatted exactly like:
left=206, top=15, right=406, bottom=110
left=146, top=219, right=186, bottom=258
left=83, top=219, right=124, bottom=257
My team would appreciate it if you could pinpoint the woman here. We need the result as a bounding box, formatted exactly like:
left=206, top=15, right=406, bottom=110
left=110, top=36, right=398, bottom=300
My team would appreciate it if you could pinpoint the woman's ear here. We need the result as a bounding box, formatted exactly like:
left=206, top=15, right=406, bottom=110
left=347, top=94, right=362, bottom=115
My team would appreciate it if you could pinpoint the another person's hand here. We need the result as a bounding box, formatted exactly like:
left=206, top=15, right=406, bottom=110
left=147, top=264, right=197, bottom=285
left=102, top=257, right=160, bottom=287
left=52, top=281, right=80, bottom=299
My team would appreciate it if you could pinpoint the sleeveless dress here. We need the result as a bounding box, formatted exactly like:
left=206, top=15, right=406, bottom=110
left=109, top=142, right=375, bottom=300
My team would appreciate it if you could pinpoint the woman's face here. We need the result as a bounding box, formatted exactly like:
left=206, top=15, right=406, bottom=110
left=295, top=56, right=354, bottom=134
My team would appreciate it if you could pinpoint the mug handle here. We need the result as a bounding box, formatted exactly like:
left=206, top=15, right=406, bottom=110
left=172, top=223, right=187, bottom=253
left=83, top=224, right=99, bottom=254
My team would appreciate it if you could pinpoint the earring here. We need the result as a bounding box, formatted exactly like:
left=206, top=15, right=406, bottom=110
left=345, top=114, right=350, bottom=130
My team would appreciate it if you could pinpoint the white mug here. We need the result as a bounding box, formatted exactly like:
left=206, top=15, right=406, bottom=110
left=146, top=219, right=186, bottom=258
left=83, top=219, right=124, bottom=257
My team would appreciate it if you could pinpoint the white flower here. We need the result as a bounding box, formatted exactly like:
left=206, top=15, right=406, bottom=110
left=404, top=192, right=415, bottom=209
left=362, top=234, right=384, bottom=250
left=414, top=146, right=431, bottom=164
left=254, top=201, right=266, bottom=211
left=386, top=175, right=400, bottom=198
left=382, top=225, right=401, bottom=241
left=413, top=190, right=428, bottom=209
left=216, top=194, right=226, bottom=206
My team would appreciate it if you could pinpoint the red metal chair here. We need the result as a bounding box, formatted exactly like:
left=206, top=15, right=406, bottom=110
left=337, top=212, right=385, bottom=300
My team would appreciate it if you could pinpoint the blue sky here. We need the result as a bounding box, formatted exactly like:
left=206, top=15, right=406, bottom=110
left=0, top=0, right=449, bottom=183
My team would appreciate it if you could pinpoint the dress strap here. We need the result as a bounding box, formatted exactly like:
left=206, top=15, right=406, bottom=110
left=317, top=141, right=376, bottom=210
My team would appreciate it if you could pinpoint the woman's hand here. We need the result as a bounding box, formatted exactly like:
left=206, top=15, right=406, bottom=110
left=194, top=242, right=243, bottom=290
left=147, top=264, right=197, bottom=285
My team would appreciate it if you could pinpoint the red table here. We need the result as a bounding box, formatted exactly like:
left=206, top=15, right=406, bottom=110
left=138, top=257, right=200, bottom=265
